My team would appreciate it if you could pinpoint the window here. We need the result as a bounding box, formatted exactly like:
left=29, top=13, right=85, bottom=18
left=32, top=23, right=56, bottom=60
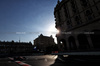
left=57, top=11, right=61, bottom=22
left=94, top=0, right=100, bottom=3
left=67, top=20, right=71, bottom=25
left=66, top=20, right=73, bottom=28
left=80, top=0, right=89, bottom=8
left=85, top=9, right=94, bottom=20
left=74, top=15, right=82, bottom=25
left=64, top=4, right=69, bottom=18
left=70, top=0, right=79, bottom=14
left=86, top=10, right=92, bottom=16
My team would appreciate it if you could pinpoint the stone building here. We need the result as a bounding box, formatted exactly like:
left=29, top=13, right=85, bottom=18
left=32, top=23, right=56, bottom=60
left=0, top=41, right=33, bottom=56
left=54, top=0, right=100, bottom=52
left=34, top=34, right=56, bottom=51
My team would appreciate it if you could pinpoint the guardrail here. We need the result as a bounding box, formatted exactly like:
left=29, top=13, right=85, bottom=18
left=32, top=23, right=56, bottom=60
left=52, top=51, right=100, bottom=55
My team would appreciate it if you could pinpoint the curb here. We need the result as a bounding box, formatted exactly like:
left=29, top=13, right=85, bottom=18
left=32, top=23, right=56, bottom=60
left=9, top=57, right=32, bottom=66
left=15, top=61, right=31, bottom=66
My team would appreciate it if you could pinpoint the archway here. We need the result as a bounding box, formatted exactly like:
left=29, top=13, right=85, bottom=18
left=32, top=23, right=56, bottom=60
left=68, top=36, right=77, bottom=51
left=77, top=34, right=90, bottom=50
left=59, top=39, right=67, bottom=51
left=90, top=30, right=100, bottom=49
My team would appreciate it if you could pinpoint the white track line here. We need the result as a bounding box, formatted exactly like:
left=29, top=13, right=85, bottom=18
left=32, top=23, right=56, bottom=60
left=9, top=57, right=32, bottom=66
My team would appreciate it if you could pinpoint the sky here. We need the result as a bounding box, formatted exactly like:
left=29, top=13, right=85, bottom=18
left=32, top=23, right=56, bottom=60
left=0, top=0, right=59, bottom=44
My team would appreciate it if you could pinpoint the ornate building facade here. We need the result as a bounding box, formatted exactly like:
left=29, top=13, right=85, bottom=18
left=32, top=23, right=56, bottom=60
left=34, top=34, right=56, bottom=51
left=54, top=0, right=100, bottom=52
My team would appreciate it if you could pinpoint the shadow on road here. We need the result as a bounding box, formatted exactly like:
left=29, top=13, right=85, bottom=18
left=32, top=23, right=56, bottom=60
left=50, top=55, right=100, bottom=66
left=50, top=58, right=67, bottom=66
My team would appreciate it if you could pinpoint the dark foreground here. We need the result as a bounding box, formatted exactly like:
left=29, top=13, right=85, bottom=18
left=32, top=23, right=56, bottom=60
left=0, top=55, right=100, bottom=66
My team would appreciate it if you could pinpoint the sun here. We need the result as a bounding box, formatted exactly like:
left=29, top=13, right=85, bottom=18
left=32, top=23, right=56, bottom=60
left=48, top=25, right=59, bottom=34
left=45, top=24, right=59, bottom=43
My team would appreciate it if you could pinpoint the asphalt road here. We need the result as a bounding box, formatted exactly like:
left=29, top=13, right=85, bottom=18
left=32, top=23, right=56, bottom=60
left=23, top=55, right=100, bottom=66
left=23, top=55, right=67, bottom=66
left=0, top=55, right=67, bottom=66
left=0, top=57, right=19, bottom=66
left=0, top=55, right=100, bottom=66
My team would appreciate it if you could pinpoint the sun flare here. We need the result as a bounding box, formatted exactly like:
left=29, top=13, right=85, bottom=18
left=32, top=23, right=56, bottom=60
left=46, top=24, right=59, bottom=43
left=48, top=25, right=59, bottom=34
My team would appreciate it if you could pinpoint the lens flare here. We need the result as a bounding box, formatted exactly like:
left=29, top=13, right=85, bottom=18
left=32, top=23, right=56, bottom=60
left=48, top=25, right=60, bottom=35
left=55, top=29, right=60, bottom=34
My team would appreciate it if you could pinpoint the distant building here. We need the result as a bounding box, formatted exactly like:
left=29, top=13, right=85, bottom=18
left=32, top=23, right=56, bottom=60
left=34, top=34, right=56, bottom=51
left=54, top=0, right=100, bottom=52
left=0, top=41, right=33, bottom=55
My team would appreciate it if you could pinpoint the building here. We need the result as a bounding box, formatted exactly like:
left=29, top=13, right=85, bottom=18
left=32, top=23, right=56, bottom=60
left=54, top=0, right=100, bottom=52
left=34, top=34, right=56, bottom=51
left=0, top=41, right=33, bottom=56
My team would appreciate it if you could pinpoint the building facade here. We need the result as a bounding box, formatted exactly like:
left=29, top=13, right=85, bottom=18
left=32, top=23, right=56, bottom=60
left=54, top=0, right=100, bottom=52
left=0, top=41, right=33, bottom=56
left=34, top=34, right=56, bottom=51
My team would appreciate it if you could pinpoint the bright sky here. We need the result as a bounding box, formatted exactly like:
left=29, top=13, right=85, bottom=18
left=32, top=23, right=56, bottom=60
left=0, top=0, right=59, bottom=44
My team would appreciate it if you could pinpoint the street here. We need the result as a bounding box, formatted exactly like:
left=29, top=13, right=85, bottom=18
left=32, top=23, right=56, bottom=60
left=0, top=55, right=100, bottom=66
left=17, top=55, right=67, bottom=66
left=0, top=55, right=68, bottom=66
left=0, top=57, right=18, bottom=66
